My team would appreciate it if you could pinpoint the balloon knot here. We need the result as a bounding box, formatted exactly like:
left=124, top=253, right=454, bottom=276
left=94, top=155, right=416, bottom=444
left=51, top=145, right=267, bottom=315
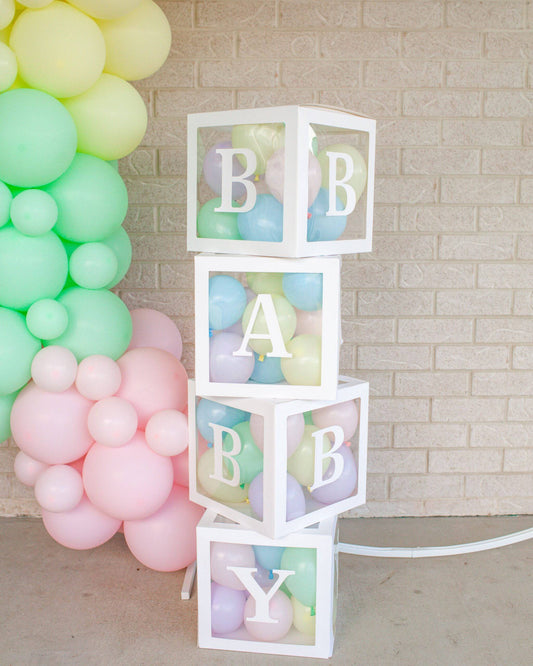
left=269, top=569, right=274, bottom=580
left=310, top=606, right=316, bottom=617
left=254, top=174, right=260, bottom=182
left=207, top=441, right=213, bottom=448
left=258, top=354, right=265, bottom=362
left=209, top=328, right=214, bottom=338
left=307, top=212, right=312, bottom=220
left=307, top=486, right=312, bottom=493
left=245, top=498, right=250, bottom=503
left=240, top=483, right=245, bottom=489
left=344, top=440, right=351, bottom=447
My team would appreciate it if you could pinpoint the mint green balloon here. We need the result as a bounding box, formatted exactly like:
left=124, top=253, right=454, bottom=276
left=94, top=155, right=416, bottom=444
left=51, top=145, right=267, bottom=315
left=45, top=286, right=132, bottom=361
left=10, top=189, right=58, bottom=236
left=0, top=306, right=41, bottom=395
left=0, top=180, right=12, bottom=228
left=280, top=547, right=317, bottom=608
left=0, top=225, right=68, bottom=311
left=69, top=242, right=118, bottom=289
left=0, top=390, right=19, bottom=441
left=101, top=226, right=132, bottom=288
left=44, top=153, right=128, bottom=242
left=0, top=89, right=77, bottom=187
left=197, top=197, right=241, bottom=240
left=222, top=420, right=263, bottom=484
left=26, top=298, right=69, bottom=340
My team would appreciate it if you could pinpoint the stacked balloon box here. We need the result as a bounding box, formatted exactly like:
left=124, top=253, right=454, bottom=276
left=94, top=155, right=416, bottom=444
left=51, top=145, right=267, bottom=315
left=187, top=105, right=375, bottom=658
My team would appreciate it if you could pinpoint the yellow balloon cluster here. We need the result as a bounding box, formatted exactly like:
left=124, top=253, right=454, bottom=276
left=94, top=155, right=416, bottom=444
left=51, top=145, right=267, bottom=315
left=0, top=0, right=171, bottom=160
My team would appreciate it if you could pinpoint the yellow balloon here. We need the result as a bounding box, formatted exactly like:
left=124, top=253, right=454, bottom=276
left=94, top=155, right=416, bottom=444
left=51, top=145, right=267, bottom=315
left=0, top=0, right=14, bottom=30
left=197, top=448, right=249, bottom=504
left=0, top=40, right=17, bottom=91
left=9, top=1, right=105, bottom=98
left=17, top=1, right=54, bottom=8
left=62, top=73, right=147, bottom=160
left=291, top=596, right=316, bottom=636
left=281, top=335, right=322, bottom=386
left=232, top=123, right=285, bottom=175
left=246, top=272, right=284, bottom=295
left=318, top=143, right=367, bottom=204
left=241, top=294, right=296, bottom=356
left=287, top=425, right=329, bottom=487
left=97, top=0, right=171, bottom=81
left=66, top=0, right=142, bottom=20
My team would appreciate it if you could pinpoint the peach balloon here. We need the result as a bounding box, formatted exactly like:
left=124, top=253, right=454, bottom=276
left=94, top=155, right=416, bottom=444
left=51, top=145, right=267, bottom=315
left=294, top=308, right=323, bottom=337
left=127, top=308, right=182, bottom=360
left=13, top=450, right=48, bottom=486
left=76, top=354, right=122, bottom=400
left=145, top=409, right=188, bottom=457
left=30, top=345, right=78, bottom=393
left=34, top=464, right=84, bottom=513
left=87, top=396, right=138, bottom=447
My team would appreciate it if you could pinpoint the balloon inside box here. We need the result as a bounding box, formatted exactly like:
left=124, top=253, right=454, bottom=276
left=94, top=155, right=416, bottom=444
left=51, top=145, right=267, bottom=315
left=188, top=376, right=369, bottom=540
left=188, top=105, right=376, bottom=257
left=197, top=512, right=338, bottom=659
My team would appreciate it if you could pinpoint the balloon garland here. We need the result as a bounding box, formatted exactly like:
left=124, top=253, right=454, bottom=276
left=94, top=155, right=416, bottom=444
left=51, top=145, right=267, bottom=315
left=0, top=1, right=204, bottom=571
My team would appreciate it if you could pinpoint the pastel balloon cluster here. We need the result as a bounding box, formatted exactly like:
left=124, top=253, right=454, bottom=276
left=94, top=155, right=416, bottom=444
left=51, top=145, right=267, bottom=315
left=209, top=271, right=324, bottom=387
left=195, top=397, right=360, bottom=518
left=12, top=309, right=204, bottom=571
left=210, top=541, right=318, bottom=640
left=196, top=121, right=368, bottom=243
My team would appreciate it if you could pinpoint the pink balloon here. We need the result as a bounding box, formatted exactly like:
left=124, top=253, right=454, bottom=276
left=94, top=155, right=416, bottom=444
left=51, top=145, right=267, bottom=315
left=82, top=431, right=174, bottom=521
left=128, top=309, right=183, bottom=360
left=116, top=347, right=188, bottom=429
left=87, top=396, right=138, bottom=447
left=31, top=346, right=78, bottom=393
left=13, top=450, right=48, bottom=487
left=145, top=409, right=188, bottom=457
left=265, top=149, right=321, bottom=207
left=10, top=382, right=94, bottom=464
left=311, top=399, right=359, bottom=442
left=171, top=448, right=189, bottom=487
left=34, top=464, right=84, bottom=513
left=124, top=485, right=204, bottom=572
left=249, top=411, right=304, bottom=457
left=76, top=354, right=122, bottom=400
left=42, top=494, right=121, bottom=550
left=294, top=308, right=322, bottom=337
left=211, top=542, right=255, bottom=590
left=244, top=590, right=293, bottom=641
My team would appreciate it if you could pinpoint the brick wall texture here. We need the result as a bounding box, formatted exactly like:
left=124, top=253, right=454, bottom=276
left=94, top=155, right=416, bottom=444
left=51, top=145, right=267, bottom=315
left=2, top=0, right=533, bottom=517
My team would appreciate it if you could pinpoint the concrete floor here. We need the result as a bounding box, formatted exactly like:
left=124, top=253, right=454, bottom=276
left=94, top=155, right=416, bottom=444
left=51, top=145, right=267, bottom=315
left=1, top=516, right=532, bottom=665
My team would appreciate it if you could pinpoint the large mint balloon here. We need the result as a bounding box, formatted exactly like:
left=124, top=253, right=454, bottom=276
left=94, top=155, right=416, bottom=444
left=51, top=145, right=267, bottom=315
left=0, top=89, right=77, bottom=187
left=222, top=420, right=263, bottom=485
left=280, top=547, right=317, bottom=608
left=0, top=307, right=41, bottom=396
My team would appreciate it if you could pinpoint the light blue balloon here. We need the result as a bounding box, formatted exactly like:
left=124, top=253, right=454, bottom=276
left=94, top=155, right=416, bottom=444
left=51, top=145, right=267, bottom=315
left=282, top=272, right=323, bottom=311
left=250, top=352, right=284, bottom=384
left=307, top=188, right=347, bottom=242
left=209, top=275, right=247, bottom=331
left=196, top=398, right=250, bottom=443
left=253, top=545, right=285, bottom=572
left=238, top=193, right=283, bottom=242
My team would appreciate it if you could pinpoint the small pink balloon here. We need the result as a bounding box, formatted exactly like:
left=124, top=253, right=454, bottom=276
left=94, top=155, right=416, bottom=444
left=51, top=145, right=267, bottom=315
left=249, top=411, right=303, bottom=457
left=244, top=590, right=293, bottom=641
left=76, top=354, right=122, bottom=400
left=145, top=409, right=188, bottom=457
left=265, top=149, right=321, bottom=207
left=31, top=345, right=78, bottom=393
left=87, top=396, right=138, bottom=447
left=10, top=382, right=94, bottom=464
left=34, top=464, right=84, bottom=513
left=42, top=494, right=121, bottom=550
left=124, top=485, right=204, bottom=572
left=82, top=431, right=174, bottom=521
left=116, top=347, right=188, bottom=429
left=311, top=399, right=359, bottom=442
left=128, top=309, right=183, bottom=360
left=210, top=542, right=256, bottom=590
left=13, top=450, right=48, bottom=487
left=295, top=308, right=322, bottom=337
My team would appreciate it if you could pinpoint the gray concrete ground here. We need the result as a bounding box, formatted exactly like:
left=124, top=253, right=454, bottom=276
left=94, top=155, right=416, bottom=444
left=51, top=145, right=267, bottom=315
left=0, top=516, right=532, bottom=665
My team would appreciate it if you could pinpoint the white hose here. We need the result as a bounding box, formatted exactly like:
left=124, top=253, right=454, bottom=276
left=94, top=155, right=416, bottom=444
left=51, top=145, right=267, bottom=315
left=337, top=525, right=533, bottom=558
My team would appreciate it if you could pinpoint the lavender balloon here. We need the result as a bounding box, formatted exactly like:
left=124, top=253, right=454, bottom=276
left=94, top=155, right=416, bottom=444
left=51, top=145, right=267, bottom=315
left=211, top=581, right=246, bottom=635
left=203, top=140, right=252, bottom=200
left=310, top=443, right=357, bottom=505
left=209, top=332, right=255, bottom=383
left=249, top=472, right=306, bottom=522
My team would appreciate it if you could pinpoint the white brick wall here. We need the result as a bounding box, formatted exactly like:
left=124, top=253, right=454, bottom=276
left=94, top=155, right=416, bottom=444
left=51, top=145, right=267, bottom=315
left=2, top=0, right=533, bottom=517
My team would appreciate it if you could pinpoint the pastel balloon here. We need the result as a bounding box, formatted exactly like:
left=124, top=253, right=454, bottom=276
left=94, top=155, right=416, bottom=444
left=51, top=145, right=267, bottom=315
left=248, top=472, right=306, bottom=522
left=280, top=547, right=317, bottom=607
left=250, top=352, right=284, bottom=384
left=282, top=272, right=323, bottom=311
left=0, top=89, right=77, bottom=188
left=311, top=443, right=357, bottom=505
left=241, top=293, right=296, bottom=356
left=0, top=0, right=14, bottom=30
left=291, top=596, right=316, bottom=636
left=124, top=484, right=203, bottom=572
left=0, top=180, right=12, bottom=227
left=46, top=287, right=132, bottom=362
left=232, top=123, right=285, bottom=175
left=67, top=0, right=142, bottom=20
left=116, top=347, right=187, bottom=429
left=0, top=306, right=41, bottom=395
left=196, top=398, right=249, bottom=444
left=0, top=225, right=68, bottom=311
left=307, top=187, right=347, bottom=242
left=287, top=425, right=330, bottom=488
left=246, top=272, right=284, bottom=295
left=83, top=432, right=174, bottom=520
left=209, top=332, right=255, bottom=384
left=238, top=193, right=283, bottom=242
left=63, top=73, right=148, bottom=160
left=9, top=1, right=106, bottom=97
left=211, top=582, right=246, bottom=635
left=75, top=354, right=122, bottom=400
left=87, top=396, right=138, bottom=447
left=249, top=411, right=303, bottom=458
left=318, top=144, right=367, bottom=204
left=13, top=450, right=48, bottom=486
left=0, top=41, right=17, bottom=91
left=197, top=198, right=241, bottom=240
left=253, top=545, right=284, bottom=572
left=128, top=308, right=182, bottom=360
left=31, top=345, right=78, bottom=393
left=96, top=0, right=171, bottom=81
left=222, top=420, right=263, bottom=485
left=100, top=226, right=132, bottom=288
left=18, top=1, right=55, bottom=7
left=171, top=448, right=189, bottom=487
left=10, top=189, right=58, bottom=236
left=34, top=464, right=84, bottom=513
left=69, top=242, right=118, bottom=289
left=211, top=541, right=255, bottom=590
left=280, top=335, right=322, bottom=386
left=265, top=148, right=321, bottom=206
left=43, top=153, right=128, bottom=243
left=294, top=307, right=323, bottom=337
left=145, top=409, right=188, bottom=457
left=209, top=275, right=247, bottom=331
left=244, top=590, right=293, bottom=642
left=26, top=299, right=68, bottom=341
left=10, top=382, right=93, bottom=464
left=0, top=390, right=18, bottom=441
left=42, top=493, right=121, bottom=550
left=197, top=448, right=249, bottom=503
left=203, top=140, right=253, bottom=200
left=312, top=399, right=359, bottom=442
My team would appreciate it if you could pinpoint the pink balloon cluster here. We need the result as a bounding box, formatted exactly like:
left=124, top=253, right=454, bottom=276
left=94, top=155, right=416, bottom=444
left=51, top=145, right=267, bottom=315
left=12, top=309, right=204, bottom=572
